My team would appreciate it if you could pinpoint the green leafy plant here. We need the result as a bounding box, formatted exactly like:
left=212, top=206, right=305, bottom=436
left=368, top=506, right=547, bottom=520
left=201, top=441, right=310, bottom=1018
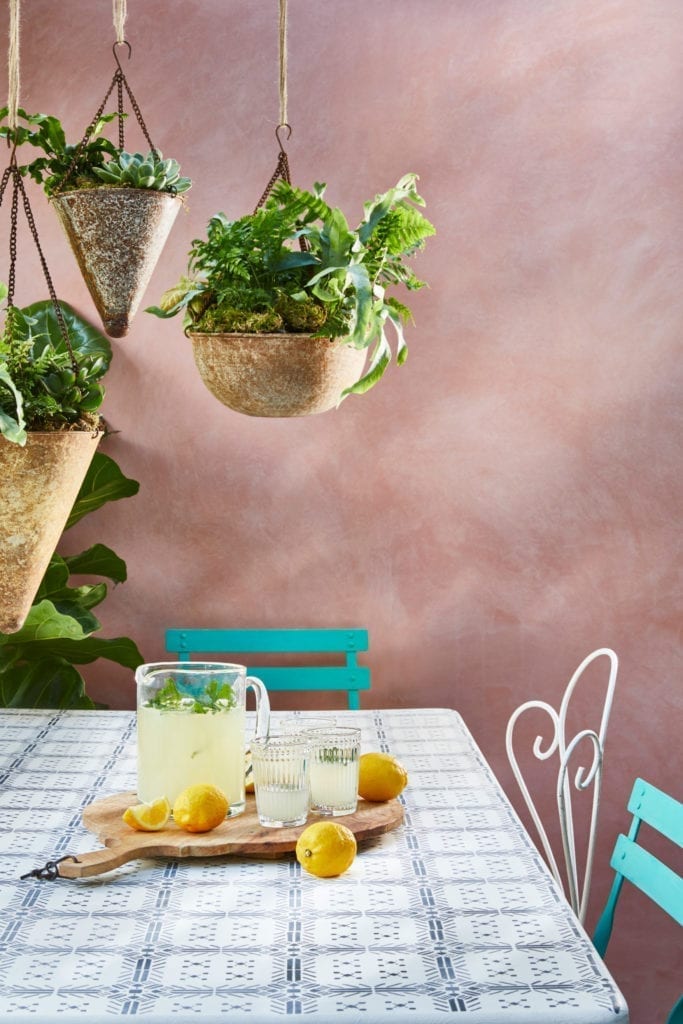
left=0, top=287, right=110, bottom=444
left=93, top=151, right=191, bottom=194
left=147, top=174, right=434, bottom=396
left=0, top=108, right=191, bottom=197
left=0, top=451, right=144, bottom=708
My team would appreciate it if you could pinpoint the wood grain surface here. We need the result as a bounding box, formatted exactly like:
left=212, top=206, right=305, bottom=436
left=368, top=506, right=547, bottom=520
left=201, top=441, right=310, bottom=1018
left=57, top=792, right=404, bottom=878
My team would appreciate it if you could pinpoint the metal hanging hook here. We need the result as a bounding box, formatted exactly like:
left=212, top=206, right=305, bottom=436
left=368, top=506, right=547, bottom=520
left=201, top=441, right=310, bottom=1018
left=275, top=123, right=292, bottom=151
left=112, top=40, right=132, bottom=71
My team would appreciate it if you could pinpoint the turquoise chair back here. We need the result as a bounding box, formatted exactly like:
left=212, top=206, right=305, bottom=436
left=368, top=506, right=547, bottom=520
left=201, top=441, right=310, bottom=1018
left=165, top=628, right=370, bottom=709
left=593, top=778, right=683, bottom=1024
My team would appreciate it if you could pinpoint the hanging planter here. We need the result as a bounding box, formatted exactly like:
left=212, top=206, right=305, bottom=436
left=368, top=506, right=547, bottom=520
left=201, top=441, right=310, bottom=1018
left=0, top=430, right=102, bottom=634
left=147, top=0, right=434, bottom=416
left=188, top=331, right=367, bottom=417
left=5, top=33, right=191, bottom=338
left=148, top=170, right=435, bottom=416
left=0, top=160, right=110, bottom=632
left=51, top=186, right=180, bottom=338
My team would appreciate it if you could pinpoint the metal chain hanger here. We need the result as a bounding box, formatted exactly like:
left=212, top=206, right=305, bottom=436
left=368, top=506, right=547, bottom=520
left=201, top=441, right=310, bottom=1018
left=55, top=0, right=158, bottom=195
left=1, top=0, right=77, bottom=368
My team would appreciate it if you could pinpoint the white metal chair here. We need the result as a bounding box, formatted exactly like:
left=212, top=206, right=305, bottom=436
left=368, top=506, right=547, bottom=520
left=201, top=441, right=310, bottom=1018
left=505, top=648, right=619, bottom=923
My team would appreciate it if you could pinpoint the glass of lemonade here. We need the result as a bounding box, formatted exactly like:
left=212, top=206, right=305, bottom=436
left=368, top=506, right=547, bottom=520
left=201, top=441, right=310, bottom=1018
left=308, top=726, right=361, bottom=817
left=251, top=734, right=311, bottom=828
left=135, top=662, right=270, bottom=817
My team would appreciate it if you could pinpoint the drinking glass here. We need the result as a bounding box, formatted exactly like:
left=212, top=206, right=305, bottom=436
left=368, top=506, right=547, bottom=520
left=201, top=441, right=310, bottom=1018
left=251, top=734, right=311, bottom=828
left=308, top=726, right=361, bottom=817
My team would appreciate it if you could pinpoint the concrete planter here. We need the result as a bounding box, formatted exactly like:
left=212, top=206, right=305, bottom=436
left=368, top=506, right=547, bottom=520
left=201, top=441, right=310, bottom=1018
left=187, top=332, right=367, bottom=417
left=0, top=430, right=102, bottom=634
left=51, top=188, right=180, bottom=338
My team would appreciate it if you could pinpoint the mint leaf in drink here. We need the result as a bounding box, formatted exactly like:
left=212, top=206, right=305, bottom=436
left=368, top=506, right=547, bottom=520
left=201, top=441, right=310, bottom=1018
left=144, top=677, right=236, bottom=712
left=147, top=678, right=184, bottom=709
left=205, top=679, right=236, bottom=707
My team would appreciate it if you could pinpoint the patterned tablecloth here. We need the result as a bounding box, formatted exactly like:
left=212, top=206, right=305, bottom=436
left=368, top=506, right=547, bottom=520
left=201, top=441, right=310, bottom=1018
left=0, top=708, right=628, bottom=1023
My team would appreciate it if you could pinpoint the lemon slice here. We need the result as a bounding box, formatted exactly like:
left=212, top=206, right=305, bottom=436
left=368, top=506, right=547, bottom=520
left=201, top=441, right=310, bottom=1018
left=295, top=821, right=357, bottom=877
left=358, top=752, right=408, bottom=801
left=122, top=796, right=171, bottom=832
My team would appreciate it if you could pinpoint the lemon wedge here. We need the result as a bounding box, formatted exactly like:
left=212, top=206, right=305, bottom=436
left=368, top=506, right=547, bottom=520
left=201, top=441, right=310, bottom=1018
left=122, top=796, right=171, bottom=832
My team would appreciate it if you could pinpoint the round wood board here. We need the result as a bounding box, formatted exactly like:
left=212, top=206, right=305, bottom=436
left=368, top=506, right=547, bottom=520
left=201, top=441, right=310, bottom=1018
left=58, top=792, right=404, bottom=878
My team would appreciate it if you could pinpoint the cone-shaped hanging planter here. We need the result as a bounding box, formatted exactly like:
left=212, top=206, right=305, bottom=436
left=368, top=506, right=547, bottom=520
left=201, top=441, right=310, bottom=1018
left=187, top=332, right=367, bottom=417
left=0, top=430, right=102, bottom=634
left=51, top=188, right=180, bottom=338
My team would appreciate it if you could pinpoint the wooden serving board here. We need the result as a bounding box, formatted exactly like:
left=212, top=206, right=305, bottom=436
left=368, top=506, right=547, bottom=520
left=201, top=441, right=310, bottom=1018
left=58, top=792, right=404, bottom=878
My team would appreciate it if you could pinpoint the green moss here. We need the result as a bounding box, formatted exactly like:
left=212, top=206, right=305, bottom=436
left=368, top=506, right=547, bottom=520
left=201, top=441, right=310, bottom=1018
left=274, top=294, right=328, bottom=332
left=194, top=304, right=284, bottom=333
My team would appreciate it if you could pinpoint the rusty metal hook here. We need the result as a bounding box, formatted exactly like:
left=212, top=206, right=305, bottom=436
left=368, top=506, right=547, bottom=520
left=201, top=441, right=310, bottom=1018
left=275, top=123, right=292, bottom=151
left=112, top=40, right=132, bottom=71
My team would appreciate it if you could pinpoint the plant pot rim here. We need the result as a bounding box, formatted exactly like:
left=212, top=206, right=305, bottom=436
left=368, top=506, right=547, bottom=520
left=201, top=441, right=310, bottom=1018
left=186, top=330, right=349, bottom=344
left=50, top=187, right=182, bottom=201
left=0, top=427, right=105, bottom=444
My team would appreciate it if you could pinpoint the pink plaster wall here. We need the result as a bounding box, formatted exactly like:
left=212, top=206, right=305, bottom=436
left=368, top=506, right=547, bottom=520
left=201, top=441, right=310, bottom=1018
left=2, top=1, right=681, bottom=1018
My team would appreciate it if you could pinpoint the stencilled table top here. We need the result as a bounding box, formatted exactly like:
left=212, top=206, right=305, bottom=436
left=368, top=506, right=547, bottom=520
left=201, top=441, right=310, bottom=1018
left=0, top=708, right=628, bottom=1023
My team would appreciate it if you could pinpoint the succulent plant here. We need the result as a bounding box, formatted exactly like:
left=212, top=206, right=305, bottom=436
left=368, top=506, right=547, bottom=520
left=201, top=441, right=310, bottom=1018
left=93, top=151, right=192, bottom=194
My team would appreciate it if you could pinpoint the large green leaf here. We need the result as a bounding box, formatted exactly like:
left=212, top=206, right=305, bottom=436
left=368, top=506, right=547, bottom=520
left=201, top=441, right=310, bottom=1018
left=0, top=658, right=94, bottom=709
left=34, top=555, right=107, bottom=621
left=20, top=299, right=112, bottom=366
left=22, top=634, right=144, bottom=667
left=66, top=452, right=140, bottom=529
left=34, top=556, right=71, bottom=601
left=64, top=543, right=127, bottom=583
left=0, top=600, right=90, bottom=647
left=0, top=600, right=143, bottom=667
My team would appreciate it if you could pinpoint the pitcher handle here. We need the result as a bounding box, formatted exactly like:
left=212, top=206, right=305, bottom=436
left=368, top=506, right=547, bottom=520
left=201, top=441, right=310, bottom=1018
left=246, top=675, right=270, bottom=742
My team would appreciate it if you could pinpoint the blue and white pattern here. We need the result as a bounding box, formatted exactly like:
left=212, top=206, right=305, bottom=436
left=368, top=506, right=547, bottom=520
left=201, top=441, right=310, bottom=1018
left=0, top=708, right=628, bottom=1023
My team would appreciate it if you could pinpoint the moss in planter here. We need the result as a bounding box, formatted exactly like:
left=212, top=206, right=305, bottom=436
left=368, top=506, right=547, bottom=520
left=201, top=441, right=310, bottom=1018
left=194, top=304, right=284, bottom=334
left=274, top=295, right=328, bottom=332
left=193, top=295, right=330, bottom=336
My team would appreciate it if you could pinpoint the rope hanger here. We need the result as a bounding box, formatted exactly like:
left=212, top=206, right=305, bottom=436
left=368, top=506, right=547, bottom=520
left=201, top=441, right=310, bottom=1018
left=1, top=0, right=77, bottom=369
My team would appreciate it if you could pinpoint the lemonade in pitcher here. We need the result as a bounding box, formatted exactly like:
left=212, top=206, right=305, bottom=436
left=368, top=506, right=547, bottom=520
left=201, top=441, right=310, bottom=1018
left=136, top=663, right=269, bottom=816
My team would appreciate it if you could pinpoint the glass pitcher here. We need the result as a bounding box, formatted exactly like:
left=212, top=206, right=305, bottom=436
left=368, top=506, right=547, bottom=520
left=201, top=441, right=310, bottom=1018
left=135, top=662, right=270, bottom=816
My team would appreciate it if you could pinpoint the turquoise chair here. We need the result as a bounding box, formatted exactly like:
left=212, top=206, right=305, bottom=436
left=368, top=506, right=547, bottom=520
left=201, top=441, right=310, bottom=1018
left=165, top=628, right=370, bottom=709
left=593, top=778, right=683, bottom=1024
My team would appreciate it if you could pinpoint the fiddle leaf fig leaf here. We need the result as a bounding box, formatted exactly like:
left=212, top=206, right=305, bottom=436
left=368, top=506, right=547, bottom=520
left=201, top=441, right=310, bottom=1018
left=66, top=452, right=139, bottom=529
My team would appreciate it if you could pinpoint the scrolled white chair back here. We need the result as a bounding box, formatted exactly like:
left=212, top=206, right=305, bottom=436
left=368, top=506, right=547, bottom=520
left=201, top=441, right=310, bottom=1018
left=505, top=648, right=618, bottom=922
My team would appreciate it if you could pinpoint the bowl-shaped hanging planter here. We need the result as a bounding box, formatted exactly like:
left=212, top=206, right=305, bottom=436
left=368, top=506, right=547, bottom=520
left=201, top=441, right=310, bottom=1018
left=52, top=188, right=181, bottom=338
left=0, top=429, right=103, bottom=634
left=187, top=332, right=367, bottom=417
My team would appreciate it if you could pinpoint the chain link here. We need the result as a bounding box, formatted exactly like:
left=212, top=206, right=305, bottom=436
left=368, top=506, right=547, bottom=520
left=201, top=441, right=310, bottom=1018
left=120, top=73, right=158, bottom=159
left=55, top=46, right=159, bottom=195
left=53, top=70, right=120, bottom=196
left=254, top=128, right=308, bottom=253
left=1, top=161, right=77, bottom=368
left=254, top=149, right=291, bottom=213
left=16, top=170, right=76, bottom=369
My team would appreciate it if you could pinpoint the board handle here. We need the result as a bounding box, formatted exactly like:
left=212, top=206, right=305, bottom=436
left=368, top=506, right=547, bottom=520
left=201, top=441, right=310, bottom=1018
left=57, top=846, right=143, bottom=878
left=21, top=847, right=142, bottom=880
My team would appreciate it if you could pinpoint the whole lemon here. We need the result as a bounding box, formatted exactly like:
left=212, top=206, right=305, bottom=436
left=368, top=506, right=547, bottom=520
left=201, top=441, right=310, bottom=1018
left=358, top=752, right=408, bottom=801
left=295, top=821, right=357, bottom=877
left=172, top=784, right=229, bottom=833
